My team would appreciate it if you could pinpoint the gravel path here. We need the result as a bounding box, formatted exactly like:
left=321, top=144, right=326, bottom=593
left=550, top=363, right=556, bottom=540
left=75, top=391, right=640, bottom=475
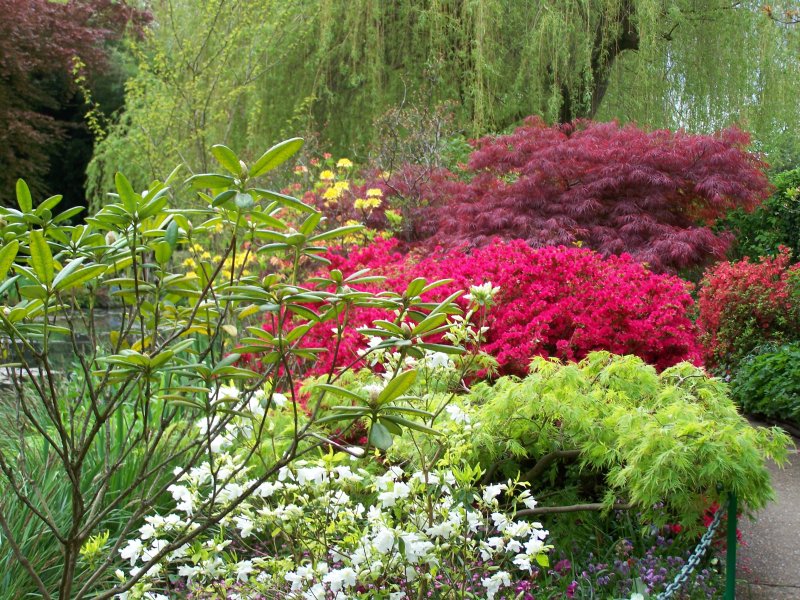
left=737, top=428, right=800, bottom=599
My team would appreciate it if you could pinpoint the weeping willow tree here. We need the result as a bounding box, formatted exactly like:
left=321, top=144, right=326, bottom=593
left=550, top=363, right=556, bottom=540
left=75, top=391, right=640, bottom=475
left=89, top=0, right=800, bottom=200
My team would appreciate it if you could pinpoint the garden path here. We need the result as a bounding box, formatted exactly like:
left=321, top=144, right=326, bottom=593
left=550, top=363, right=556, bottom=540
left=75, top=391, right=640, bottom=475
left=738, top=424, right=800, bottom=599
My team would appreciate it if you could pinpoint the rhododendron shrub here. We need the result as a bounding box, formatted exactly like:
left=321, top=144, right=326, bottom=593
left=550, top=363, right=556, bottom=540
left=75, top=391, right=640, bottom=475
left=257, top=239, right=701, bottom=377
left=697, top=248, right=800, bottom=371
left=382, top=118, right=769, bottom=272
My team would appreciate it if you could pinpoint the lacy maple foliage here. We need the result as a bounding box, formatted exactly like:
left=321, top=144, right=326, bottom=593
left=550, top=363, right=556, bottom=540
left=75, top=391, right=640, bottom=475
left=376, top=118, right=770, bottom=272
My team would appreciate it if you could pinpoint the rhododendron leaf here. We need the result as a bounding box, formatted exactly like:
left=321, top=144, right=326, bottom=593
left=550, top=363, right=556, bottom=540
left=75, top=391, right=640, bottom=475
left=368, top=421, right=393, bottom=450
left=16, top=179, right=32, bottom=213
left=313, top=383, right=365, bottom=403
left=381, top=405, right=434, bottom=418
left=411, top=313, right=448, bottom=336
left=299, top=211, right=323, bottom=235
left=251, top=137, right=303, bottom=178
left=210, top=144, right=242, bottom=176
left=29, top=230, right=53, bottom=285
left=308, top=225, right=364, bottom=243
left=418, top=343, right=466, bottom=355
left=377, top=417, right=402, bottom=435
left=381, top=415, right=439, bottom=436
left=377, top=370, right=417, bottom=405
left=404, top=277, right=427, bottom=299
left=188, top=173, right=235, bottom=191
left=0, top=240, right=20, bottom=277
left=253, top=189, right=316, bottom=214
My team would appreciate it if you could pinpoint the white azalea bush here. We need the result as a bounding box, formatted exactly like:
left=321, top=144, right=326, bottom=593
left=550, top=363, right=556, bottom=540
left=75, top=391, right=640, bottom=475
left=116, top=404, right=552, bottom=600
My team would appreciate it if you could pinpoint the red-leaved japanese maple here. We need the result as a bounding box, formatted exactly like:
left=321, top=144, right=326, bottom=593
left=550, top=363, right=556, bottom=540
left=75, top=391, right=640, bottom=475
left=252, top=239, right=701, bottom=378
left=378, top=118, right=769, bottom=272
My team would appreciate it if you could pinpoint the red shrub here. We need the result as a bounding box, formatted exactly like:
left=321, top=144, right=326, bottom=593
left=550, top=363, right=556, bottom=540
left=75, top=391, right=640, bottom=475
left=259, top=239, right=701, bottom=377
left=698, top=247, right=800, bottom=370
left=382, top=118, right=769, bottom=272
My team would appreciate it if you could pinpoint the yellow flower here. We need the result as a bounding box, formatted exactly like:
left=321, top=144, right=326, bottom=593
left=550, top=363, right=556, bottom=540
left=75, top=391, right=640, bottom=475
left=200, top=251, right=211, bottom=260
left=336, top=158, right=353, bottom=169
left=354, top=197, right=381, bottom=211
left=322, top=187, right=341, bottom=201
left=191, top=244, right=204, bottom=252
left=333, top=180, right=350, bottom=192
left=182, top=258, right=196, bottom=268
left=319, top=170, right=335, bottom=181
left=366, top=188, right=383, bottom=198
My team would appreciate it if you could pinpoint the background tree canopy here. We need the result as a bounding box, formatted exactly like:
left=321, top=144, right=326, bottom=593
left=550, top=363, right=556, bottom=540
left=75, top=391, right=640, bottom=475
left=79, top=0, right=800, bottom=200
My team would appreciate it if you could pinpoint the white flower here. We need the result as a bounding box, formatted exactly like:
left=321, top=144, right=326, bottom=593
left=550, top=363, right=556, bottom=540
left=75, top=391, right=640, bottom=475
left=235, top=559, right=254, bottom=582
left=210, top=384, right=239, bottom=404
left=482, top=570, right=511, bottom=600
left=323, top=567, right=357, bottom=593
left=119, top=539, right=142, bottom=566
left=518, top=489, right=538, bottom=510
left=372, top=527, right=395, bottom=554
left=445, top=403, right=471, bottom=425
left=234, top=516, right=254, bottom=538
left=426, top=351, right=453, bottom=370
left=400, top=533, right=434, bottom=564
left=482, top=483, right=506, bottom=504
left=378, top=481, right=411, bottom=507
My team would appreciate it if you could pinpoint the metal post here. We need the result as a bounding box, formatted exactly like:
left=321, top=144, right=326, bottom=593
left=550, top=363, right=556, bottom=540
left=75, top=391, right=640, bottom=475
left=724, top=491, right=738, bottom=600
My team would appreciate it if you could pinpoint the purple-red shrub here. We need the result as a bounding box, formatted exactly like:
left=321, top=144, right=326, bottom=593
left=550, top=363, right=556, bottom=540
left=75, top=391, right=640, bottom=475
left=697, top=247, right=800, bottom=370
left=258, top=239, right=701, bottom=377
left=377, top=118, right=769, bottom=272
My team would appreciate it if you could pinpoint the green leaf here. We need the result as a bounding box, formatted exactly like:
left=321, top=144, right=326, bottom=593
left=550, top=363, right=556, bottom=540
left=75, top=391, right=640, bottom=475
left=253, top=189, right=316, bottom=214
left=55, top=265, right=107, bottom=291
left=308, top=225, right=363, bottom=243
left=114, top=172, right=138, bottom=213
left=0, top=241, right=20, bottom=277
left=154, top=240, right=173, bottom=264
left=377, top=370, right=417, bottom=405
left=52, top=257, right=86, bottom=289
left=235, top=192, right=254, bottom=210
left=368, top=421, right=393, bottom=450
left=250, top=138, right=304, bottom=178
left=211, top=144, right=242, bottom=176
left=380, top=415, right=440, bottom=436
left=165, top=220, right=179, bottom=249
left=16, top=179, right=32, bottom=213
left=29, top=230, right=53, bottom=285
left=187, top=173, right=235, bottom=190
left=312, top=383, right=365, bottom=403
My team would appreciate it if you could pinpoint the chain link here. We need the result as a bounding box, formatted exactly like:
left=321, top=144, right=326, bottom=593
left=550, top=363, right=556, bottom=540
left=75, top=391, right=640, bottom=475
left=655, top=504, right=726, bottom=600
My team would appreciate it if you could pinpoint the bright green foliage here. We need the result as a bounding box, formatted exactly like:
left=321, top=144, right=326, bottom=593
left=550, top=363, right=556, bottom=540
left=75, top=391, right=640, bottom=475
left=723, top=168, right=800, bottom=261
left=90, top=0, right=800, bottom=197
left=465, top=353, right=791, bottom=530
left=731, top=343, right=800, bottom=426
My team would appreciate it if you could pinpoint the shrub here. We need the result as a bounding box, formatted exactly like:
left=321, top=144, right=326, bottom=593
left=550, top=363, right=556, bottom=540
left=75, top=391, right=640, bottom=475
left=697, top=247, right=800, bottom=371
left=459, top=353, right=791, bottom=530
left=268, top=239, right=701, bottom=378
left=722, top=167, right=800, bottom=261
left=381, top=118, right=769, bottom=272
left=730, top=343, right=800, bottom=425
left=0, top=139, right=466, bottom=598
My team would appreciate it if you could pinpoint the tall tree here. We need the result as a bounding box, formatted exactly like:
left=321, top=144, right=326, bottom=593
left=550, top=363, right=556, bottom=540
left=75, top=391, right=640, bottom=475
left=92, top=0, right=800, bottom=196
left=0, top=0, right=140, bottom=205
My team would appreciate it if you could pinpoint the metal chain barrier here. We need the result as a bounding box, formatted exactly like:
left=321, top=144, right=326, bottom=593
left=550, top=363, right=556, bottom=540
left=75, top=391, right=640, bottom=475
left=655, top=503, right=726, bottom=600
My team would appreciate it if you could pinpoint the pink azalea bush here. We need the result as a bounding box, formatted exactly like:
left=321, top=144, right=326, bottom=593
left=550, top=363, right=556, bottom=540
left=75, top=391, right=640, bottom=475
left=697, top=247, right=800, bottom=370
left=254, top=239, right=701, bottom=377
